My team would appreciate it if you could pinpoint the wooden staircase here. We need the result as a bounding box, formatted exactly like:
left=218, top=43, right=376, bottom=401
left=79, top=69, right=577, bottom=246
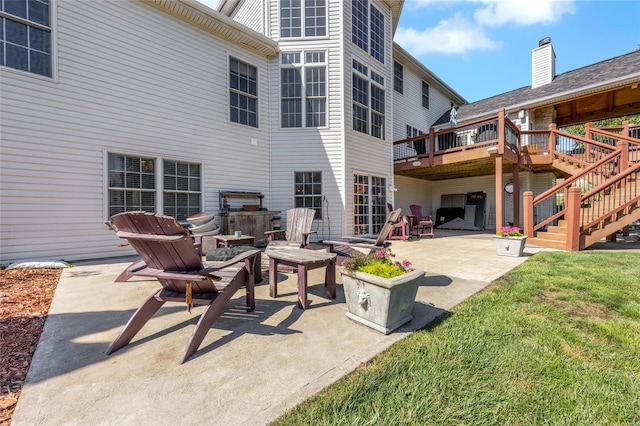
left=524, top=124, right=640, bottom=251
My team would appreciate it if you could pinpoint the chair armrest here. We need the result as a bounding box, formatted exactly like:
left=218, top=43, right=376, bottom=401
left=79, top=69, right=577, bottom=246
left=264, top=229, right=286, bottom=242
left=340, top=236, right=377, bottom=244
left=200, top=249, right=261, bottom=274
left=323, top=240, right=388, bottom=252
left=301, top=230, right=318, bottom=247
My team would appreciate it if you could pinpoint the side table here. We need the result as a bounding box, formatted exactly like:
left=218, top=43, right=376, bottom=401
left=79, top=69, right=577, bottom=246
left=213, top=234, right=255, bottom=249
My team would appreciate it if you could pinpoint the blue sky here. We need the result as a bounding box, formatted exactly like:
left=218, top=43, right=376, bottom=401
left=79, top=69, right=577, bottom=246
left=199, top=0, right=640, bottom=102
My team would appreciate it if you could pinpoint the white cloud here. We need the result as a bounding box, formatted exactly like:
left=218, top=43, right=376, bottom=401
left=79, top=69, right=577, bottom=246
left=473, top=0, right=576, bottom=27
left=195, top=0, right=220, bottom=10
left=395, top=13, right=500, bottom=55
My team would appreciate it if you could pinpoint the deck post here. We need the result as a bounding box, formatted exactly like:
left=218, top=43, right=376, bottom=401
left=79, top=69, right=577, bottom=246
left=548, top=123, right=556, bottom=157
left=428, top=126, right=435, bottom=166
left=498, top=108, right=505, bottom=155
left=523, top=191, right=533, bottom=237
left=512, top=163, right=520, bottom=228
left=495, top=155, right=503, bottom=231
left=566, top=187, right=582, bottom=251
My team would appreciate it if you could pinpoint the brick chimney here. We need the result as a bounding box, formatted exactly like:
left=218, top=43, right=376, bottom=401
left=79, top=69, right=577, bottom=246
left=531, top=37, right=556, bottom=88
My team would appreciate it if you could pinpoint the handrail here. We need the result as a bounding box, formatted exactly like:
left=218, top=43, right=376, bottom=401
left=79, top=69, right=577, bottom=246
left=533, top=150, right=621, bottom=203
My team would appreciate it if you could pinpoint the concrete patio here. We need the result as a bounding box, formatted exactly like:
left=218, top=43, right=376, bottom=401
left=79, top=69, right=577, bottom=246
left=12, top=230, right=549, bottom=425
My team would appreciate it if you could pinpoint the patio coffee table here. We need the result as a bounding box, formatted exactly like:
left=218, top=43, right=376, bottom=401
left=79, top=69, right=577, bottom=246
left=265, top=248, right=337, bottom=309
left=213, top=234, right=255, bottom=248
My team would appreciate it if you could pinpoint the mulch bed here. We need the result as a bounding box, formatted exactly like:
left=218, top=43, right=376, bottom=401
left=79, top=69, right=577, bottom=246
left=0, top=268, right=61, bottom=426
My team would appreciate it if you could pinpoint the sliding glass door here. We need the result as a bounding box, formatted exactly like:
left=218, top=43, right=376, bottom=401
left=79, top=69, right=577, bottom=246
left=353, top=174, right=387, bottom=235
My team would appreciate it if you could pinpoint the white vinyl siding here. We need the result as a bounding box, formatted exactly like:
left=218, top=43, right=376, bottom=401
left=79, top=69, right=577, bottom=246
left=229, top=0, right=265, bottom=34
left=0, top=1, right=271, bottom=263
left=392, top=57, right=457, bottom=142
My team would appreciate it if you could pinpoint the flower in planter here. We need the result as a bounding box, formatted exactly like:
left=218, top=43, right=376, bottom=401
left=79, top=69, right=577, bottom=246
left=496, top=226, right=524, bottom=237
left=342, top=247, right=412, bottom=279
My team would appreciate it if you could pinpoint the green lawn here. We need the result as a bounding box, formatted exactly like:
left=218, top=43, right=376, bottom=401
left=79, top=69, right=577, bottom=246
left=272, top=251, right=640, bottom=425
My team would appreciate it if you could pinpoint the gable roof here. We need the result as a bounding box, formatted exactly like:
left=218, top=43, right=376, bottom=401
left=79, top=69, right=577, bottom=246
left=434, top=49, right=640, bottom=126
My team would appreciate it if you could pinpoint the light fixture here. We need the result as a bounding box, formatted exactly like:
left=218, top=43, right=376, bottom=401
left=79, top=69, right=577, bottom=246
left=412, top=160, right=422, bottom=167
left=487, top=146, right=499, bottom=155
left=504, top=182, right=514, bottom=194
left=388, top=184, right=397, bottom=192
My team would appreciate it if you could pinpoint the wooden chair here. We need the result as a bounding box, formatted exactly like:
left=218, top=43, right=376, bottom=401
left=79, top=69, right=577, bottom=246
left=410, top=204, right=434, bottom=239
left=264, top=208, right=316, bottom=248
left=107, top=211, right=260, bottom=364
left=323, top=208, right=402, bottom=265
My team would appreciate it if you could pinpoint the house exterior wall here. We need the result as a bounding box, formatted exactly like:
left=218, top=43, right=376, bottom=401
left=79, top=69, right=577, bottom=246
left=230, top=0, right=266, bottom=34
left=342, top=0, right=395, bottom=235
left=393, top=175, right=433, bottom=217
left=265, top=0, right=346, bottom=240
left=0, top=0, right=272, bottom=263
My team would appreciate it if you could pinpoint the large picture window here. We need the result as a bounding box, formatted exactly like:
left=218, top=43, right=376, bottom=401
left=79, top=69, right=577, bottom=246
left=280, top=0, right=326, bottom=38
left=352, top=60, right=385, bottom=139
left=1, top=0, right=52, bottom=77
left=294, top=171, right=322, bottom=218
left=351, top=0, right=385, bottom=64
left=281, top=51, right=326, bottom=128
left=108, top=153, right=201, bottom=221
left=229, top=57, right=258, bottom=127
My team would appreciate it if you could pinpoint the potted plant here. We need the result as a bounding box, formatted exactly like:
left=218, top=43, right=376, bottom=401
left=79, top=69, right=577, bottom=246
left=340, top=248, right=424, bottom=334
left=493, top=225, right=527, bottom=257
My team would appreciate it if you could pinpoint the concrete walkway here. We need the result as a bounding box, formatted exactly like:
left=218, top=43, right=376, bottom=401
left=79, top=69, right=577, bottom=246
left=12, top=231, right=548, bottom=425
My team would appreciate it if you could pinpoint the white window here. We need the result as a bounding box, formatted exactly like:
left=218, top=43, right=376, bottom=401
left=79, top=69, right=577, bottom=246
left=108, top=153, right=202, bottom=221
left=353, top=174, right=386, bottom=235
left=352, top=60, right=385, bottom=139
left=351, top=0, right=385, bottom=64
left=280, top=0, right=326, bottom=38
left=422, top=81, right=430, bottom=109
left=294, top=171, right=322, bottom=218
left=394, top=61, right=403, bottom=94
left=1, top=0, right=52, bottom=77
left=229, top=57, right=258, bottom=127
left=281, top=51, right=326, bottom=128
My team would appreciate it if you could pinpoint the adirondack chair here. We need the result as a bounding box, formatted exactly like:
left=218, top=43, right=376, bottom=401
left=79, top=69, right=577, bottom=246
left=386, top=203, right=413, bottom=241
left=264, top=208, right=316, bottom=248
left=323, top=208, right=402, bottom=265
left=107, top=211, right=260, bottom=364
left=410, top=204, right=434, bottom=239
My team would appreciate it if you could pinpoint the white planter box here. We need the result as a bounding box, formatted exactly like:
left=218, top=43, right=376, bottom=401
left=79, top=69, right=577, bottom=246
left=341, top=268, right=424, bottom=334
left=493, top=236, right=527, bottom=257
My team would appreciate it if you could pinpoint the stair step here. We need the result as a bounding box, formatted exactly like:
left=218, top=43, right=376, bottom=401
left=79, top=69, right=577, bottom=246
left=546, top=225, right=567, bottom=233
left=527, top=237, right=566, bottom=250
left=535, top=231, right=566, bottom=241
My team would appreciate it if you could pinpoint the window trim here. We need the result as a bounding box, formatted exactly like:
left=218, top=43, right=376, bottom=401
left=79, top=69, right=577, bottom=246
left=0, top=0, right=56, bottom=79
left=279, top=0, right=327, bottom=39
left=280, top=49, right=328, bottom=129
left=352, top=58, right=386, bottom=140
left=393, top=61, right=403, bottom=94
left=105, top=151, right=203, bottom=222
left=293, top=170, right=323, bottom=219
left=422, top=81, right=430, bottom=109
left=228, top=55, right=259, bottom=128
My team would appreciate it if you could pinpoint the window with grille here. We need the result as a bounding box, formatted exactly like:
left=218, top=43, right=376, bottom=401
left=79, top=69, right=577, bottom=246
left=353, top=174, right=386, bottom=235
left=352, top=60, right=385, bottom=139
left=163, top=160, right=201, bottom=220
left=1, top=0, right=52, bottom=77
left=351, top=0, right=385, bottom=64
left=422, top=81, right=430, bottom=109
left=281, top=51, right=326, bottom=128
left=280, top=0, right=326, bottom=38
left=229, top=57, right=258, bottom=127
left=394, top=61, right=403, bottom=94
left=108, top=153, right=202, bottom=221
left=294, top=171, right=322, bottom=218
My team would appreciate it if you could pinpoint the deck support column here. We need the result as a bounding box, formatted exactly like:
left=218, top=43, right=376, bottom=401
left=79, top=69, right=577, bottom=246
left=566, top=187, right=582, bottom=251
left=512, top=163, right=520, bottom=228
left=523, top=191, right=534, bottom=237
left=495, top=155, right=503, bottom=232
